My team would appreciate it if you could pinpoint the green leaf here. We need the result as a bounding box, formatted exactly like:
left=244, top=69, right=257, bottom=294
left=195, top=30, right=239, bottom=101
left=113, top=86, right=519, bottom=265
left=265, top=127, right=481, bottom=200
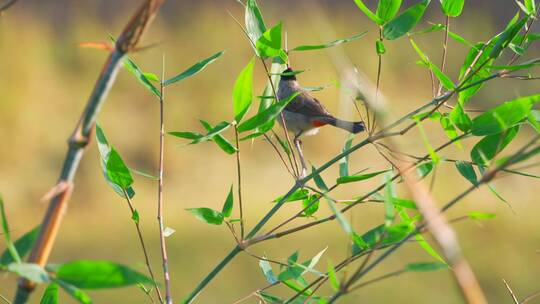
left=352, top=223, right=413, bottom=255
left=525, top=0, right=536, bottom=14
left=376, top=40, right=386, bottom=55
left=164, top=51, right=225, bottom=86
left=377, top=0, right=403, bottom=23
left=259, top=258, right=278, bottom=284
left=471, top=126, right=520, bottom=165
left=458, top=43, right=493, bottom=104
left=440, top=0, right=464, bottom=17
left=440, top=115, right=461, bottom=148
left=122, top=57, right=161, bottom=98
left=40, top=283, right=59, bottom=304
left=490, top=57, right=540, bottom=71
left=409, top=38, right=455, bottom=90
left=55, top=260, right=152, bottom=289
left=390, top=197, right=418, bottom=209
left=55, top=280, right=92, bottom=304
left=416, top=120, right=440, bottom=164
left=273, top=188, right=309, bottom=203
left=416, top=161, right=434, bottom=179
left=256, top=22, right=286, bottom=61
left=490, top=17, right=528, bottom=59
left=237, top=92, right=300, bottom=132
left=291, top=32, right=368, bottom=51
left=0, top=226, right=40, bottom=266
left=336, top=169, right=389, bottom=184
left=186, top=208, right=224, bottom=225
left=312, top=166, right=329, bottom=192
left=199, top=120, right=237, bottom=155
left=415, top=234, right=447, bottom=264
left=468, top=212, right=497, bottom=220
left=383, top=0, right=430, bottom=40
left=8, top=263, right=49, bottom=283
left=455, top=161, right=478, bottom=185
left=167, top=131, right=203, bottom=140
left=106, top=148, right=134, bottom=189
left=450, top=103, right=472, bottom=132
left=142, top=72, right=159, bottom=82
left=221, top=185, right=234, bottom=218
left=233, top=57, right=256, bottom=122
left=0, top=197, right=21, bottom=264
left=245, top=0, right=267, bottom=52
left=301, top=195, right=320, bottom=217
left=353, top=0, right=383, bottom=24
left=259, top=292, right=284, bottom=303
left=383, top=172, right=396, bottom=227
left=406, top=262, right=448, bottom=271
left=130, top=209, right=139, bottom=224
left=95, top=124, right=135, bottom=198
left=192, top=121, right=232, bottom=144
left=472, top=94, right=540, bottom=136
left=327, top=261, right=340, bottom=291
left=339, top=135, right=354, bottom=177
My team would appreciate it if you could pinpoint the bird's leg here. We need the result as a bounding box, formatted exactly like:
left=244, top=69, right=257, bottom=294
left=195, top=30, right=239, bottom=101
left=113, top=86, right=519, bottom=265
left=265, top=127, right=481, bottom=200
left=294, top=132, right=307, bottom=179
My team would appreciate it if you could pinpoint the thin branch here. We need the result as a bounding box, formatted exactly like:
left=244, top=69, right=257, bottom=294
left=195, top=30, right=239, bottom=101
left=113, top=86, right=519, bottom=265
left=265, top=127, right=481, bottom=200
left=503, top=279, right=520, bottom=304
left=522, top=289, right=540, bottom=304
left=123, top=189, right=163, bottom=304
left=15, top=1, right=165, bottom=302
left=438, top=15, right=450, bottom=96
left=234, top=126, right=245, bottom=239
left=158, top=55, right=172, bottom=304
left=0, top=0, right=19, bottom=13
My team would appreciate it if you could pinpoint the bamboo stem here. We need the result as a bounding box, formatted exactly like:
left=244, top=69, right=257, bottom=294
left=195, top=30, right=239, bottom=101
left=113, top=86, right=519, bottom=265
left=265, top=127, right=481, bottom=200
left=13, top=1, right=165, bottom=302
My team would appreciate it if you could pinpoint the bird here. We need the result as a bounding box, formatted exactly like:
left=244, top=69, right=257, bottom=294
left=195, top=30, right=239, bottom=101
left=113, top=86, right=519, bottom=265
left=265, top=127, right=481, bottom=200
left=277, top=66, right=366, bottom=177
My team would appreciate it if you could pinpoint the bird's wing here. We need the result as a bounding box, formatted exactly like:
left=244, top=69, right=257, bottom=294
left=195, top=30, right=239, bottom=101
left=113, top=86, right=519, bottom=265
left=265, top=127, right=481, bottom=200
left=285, top=91, right=333, bottom=118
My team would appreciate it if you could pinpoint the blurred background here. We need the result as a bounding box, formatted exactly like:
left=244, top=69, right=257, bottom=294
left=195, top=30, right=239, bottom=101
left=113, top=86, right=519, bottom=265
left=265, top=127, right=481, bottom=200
left=1, top=0, right=539, bottom=303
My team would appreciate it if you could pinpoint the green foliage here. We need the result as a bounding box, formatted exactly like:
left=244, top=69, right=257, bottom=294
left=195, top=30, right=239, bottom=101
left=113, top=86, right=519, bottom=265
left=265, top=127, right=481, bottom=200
left=416, top=161, right=434, bottom=179
left=186, top=208, right=224, bottom=225
left=291, top=32, right=368, bottom=51
left=164, top=51, right=225, bottom=86
left=410, top=38, right=455, bottom=90
left=0, top=226, right=40, bottom=266
left=273, top=188, right=309, bottom=203
left=471, top=94, right=540, bottom=136
left=259, top=258, right=278, bottom=284
left=40, top=284, right=59, bottom=304
left=200, top=120, right=237, bottom=154
left=0, top=197, right=21, bottom=264
left=221, top=185, right=234, bottom=218
left=383, top=0, right=430, bottom=40
left=327, top=261, right=340, bottom=291
left=377, top=0, right=403, bottom=23
left=440, top=0, right=464, bottom=17
left=405, top=262, right=448, bottom=271
left=353, top=0, right=383, bottom=24
left=468, top=212, right=497, bottom=220
left=245, top=0, right=267, bottom=53
left=95, top=124, right=135, bottom=198
left=455, top=161, right=478, bottom=185
left=122, top=57, right=161, bottom=98
left=256, top=23, right=287, bottom=61
left=55, top=260, right=152, bottom=289
left=376, top=40, right=386, bottom=55
left=55, top=279, right=92, bottom=304
left=237, top=92, right=300, bottom=132
left=337, top=170, right=389, bottom=184
left=339, top=135, right=354, bottom=177
left=233, top=58, right=256, bottom=122
left=471, top=126, right=520, bottom=165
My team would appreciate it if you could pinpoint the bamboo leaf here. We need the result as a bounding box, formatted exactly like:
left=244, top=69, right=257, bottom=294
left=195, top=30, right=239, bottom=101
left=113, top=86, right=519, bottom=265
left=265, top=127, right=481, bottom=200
left=164, top=51, right=225, bottom=86
left=0, top=197, right=21, bottom=264
left=383, top=0, right=430, bottom=40
left=291, top=32, right=368, bottom=51
left=123, top=57, right=161, bottom=98
left=186, top=208, right=224, bottom=225
left=221, top=185, right=234, bottom=218
left=233, top=57, right=256, bottom=122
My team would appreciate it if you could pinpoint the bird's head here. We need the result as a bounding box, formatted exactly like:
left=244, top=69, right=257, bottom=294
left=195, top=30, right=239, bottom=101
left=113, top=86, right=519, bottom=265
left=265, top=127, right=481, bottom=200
left=280, top=67, right=297, bottom=81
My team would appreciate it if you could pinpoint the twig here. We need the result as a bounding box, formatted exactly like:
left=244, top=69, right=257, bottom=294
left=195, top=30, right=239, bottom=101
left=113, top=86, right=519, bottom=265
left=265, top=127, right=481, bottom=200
left=234, top=126, right=245, bottom=239
left=522, top=289, right=540, bottom=304
left=158, top=55, right=172, bottom=304
left=14, top=2, right=165, bottom=303
left=503, top=279, right=520, bottom=304
left=263, top=133, right=296, bottom=178
left=0, top=0, right=18, bottom=13
left=438, top=15, right=450, bottom=96
left=123, top=189, right=163, bottom=303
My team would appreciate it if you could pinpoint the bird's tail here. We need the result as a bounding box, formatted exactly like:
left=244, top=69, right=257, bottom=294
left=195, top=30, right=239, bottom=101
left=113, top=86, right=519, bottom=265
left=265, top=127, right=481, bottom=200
left=318, top=117, right=366, bottom=134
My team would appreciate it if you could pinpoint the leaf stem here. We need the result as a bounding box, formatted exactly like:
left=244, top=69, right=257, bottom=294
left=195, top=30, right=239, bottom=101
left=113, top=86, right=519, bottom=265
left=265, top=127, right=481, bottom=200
left=158, top=56, right=172, bottom=304
left=234, top=126, right=245, bottom=240
left=123, top=189, right=163, bottom=303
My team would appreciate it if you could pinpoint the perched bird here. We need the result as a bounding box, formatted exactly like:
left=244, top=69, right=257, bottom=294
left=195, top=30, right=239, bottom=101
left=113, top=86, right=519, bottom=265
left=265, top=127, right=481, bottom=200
left=277, top=67, right=365, bottom=140
left=277, top=67, right=365, bottom=177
